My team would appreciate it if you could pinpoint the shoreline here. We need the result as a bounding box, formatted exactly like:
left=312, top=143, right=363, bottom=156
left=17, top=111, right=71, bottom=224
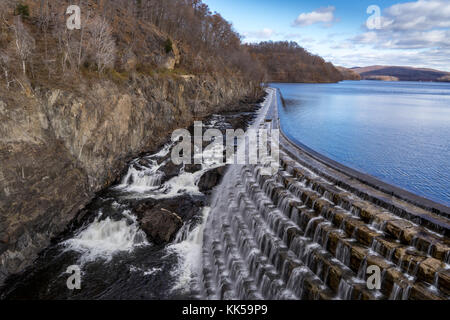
left=0, top=99, right=263, bottom=299
left=0, top=73, right=264, bottom=288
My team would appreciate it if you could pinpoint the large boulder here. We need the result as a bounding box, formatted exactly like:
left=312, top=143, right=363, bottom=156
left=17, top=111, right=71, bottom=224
left=159, top=160, right=183, bottom=183
left=132, top=194, right=206, bottom=245
left=159, top=39, right=180, bottom=70
left=198, top=166, right=227, bottom=193
left=139, top=208, right=183, bottom=245
left=134, top=194, right=205, bottom=222
left=184, top=163, right=202, bottom=173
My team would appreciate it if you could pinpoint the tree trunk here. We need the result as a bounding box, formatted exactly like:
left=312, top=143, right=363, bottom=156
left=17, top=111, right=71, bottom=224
left=77, top=0, right=84, bottom=69
left=4, top=69, right=9, bottom=89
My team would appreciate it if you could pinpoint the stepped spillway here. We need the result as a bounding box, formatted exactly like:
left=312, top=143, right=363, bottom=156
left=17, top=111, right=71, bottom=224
left=200, top=88, right=450, bottom=300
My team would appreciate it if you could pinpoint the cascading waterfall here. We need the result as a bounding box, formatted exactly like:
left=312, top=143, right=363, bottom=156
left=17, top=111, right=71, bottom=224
left=2, top=88, right=448, bottom=300
left=119, top=164, right=164, bottom=192
left=200, top=88, right=450, bottom=300
left=168, top=207, right=212, bottom=294
left=63, top=210, right=149, bottom=264
left=0, top=108, right=245, bottom=299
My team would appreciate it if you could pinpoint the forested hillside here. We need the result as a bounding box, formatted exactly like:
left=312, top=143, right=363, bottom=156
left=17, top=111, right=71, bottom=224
left=0, top=0, right=265, bottom=90
left=247, top=41, right=343, bottom=83
left=0, top=0, right=351, bottom=90
left=0, top=0, right=267, bottom=285
left=336, top=66, right=361, bottom=80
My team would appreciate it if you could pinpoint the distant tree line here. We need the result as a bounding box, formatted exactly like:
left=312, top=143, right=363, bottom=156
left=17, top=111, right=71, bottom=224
left=247, top=41, right=343, bottom=83
left=0, top=0, right=267, bottom=87
left=125, top=0, right=265, bottom=79
left=0, top=0, right=343, bottom=90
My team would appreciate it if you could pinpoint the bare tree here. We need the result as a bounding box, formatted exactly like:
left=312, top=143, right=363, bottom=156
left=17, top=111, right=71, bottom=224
left=0, top=51, right=13, bottom=89
left=246, top=41, right=343, bottom=83
left=87, top=17, right=116, bottom=73
left=38, top=1, right=50, bottom=56
left=52, top=8, right=79, bottom=74
left=77, top=0, right=93, bottom=69
left=0, top=0, right=12, bottom=34
left=0, top=3, right=7, bottom=24
left=12, top=16, right=35, bottom=75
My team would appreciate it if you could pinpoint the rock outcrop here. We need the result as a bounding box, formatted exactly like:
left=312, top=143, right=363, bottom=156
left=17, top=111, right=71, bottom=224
left=0, top=74, right=261, bottom=285
left=132, top=193, right=206, bottom=245
left=139, top=208, right=183, bottom=245
left=198, top=167, right=227, bottom=193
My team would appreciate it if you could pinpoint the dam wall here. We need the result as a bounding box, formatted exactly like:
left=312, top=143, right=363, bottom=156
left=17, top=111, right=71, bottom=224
left=200, top=88, right=450, bottom=300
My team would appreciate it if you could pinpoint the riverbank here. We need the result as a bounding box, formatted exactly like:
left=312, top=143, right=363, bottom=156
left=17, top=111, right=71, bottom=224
left=0, top=98, right=262, bottom=299
left=0, top=75, right=263, bottom=287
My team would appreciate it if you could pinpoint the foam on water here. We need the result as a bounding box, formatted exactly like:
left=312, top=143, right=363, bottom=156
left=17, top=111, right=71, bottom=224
left=129, top=265, right=163, bottom=277
left=148, top=142, right=173, bottom=159
left=59, top=109, right=231, bottom=287
left=167, top=207, right=211, bottom=293
left=63, top=210, right=148, bottom=264
left=150, top=171, right=204, bottom=199
left=114, top=128, right=226, bottom=199
left=114, top=155, right=164, bottom=192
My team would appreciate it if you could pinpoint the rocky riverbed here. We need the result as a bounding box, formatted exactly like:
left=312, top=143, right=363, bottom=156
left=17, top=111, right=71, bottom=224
left=0, top=104, right=260, bottom=300
left=0, top=75, right=262, bottom=287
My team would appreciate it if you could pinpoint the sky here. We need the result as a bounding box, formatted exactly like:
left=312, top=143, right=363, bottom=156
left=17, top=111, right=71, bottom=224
left=203, top=0, right=450, bottom=71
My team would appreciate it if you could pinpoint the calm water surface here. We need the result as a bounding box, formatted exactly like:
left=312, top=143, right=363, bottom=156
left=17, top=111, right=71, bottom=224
left=273, top=81, right=450, bottom=206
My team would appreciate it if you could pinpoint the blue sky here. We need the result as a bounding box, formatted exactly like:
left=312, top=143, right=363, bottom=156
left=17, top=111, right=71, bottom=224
left=203, top=0, right=450, bottom=71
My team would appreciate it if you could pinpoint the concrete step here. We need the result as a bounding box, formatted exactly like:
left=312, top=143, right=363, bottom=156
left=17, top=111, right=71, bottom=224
left=247, top=162, right=450, bottom=299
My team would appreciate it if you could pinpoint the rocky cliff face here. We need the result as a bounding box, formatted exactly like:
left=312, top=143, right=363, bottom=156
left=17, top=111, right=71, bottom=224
left=0, top=75, right=260, bottom=285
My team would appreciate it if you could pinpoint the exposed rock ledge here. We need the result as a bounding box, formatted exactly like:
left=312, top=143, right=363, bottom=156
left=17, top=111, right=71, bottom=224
left=0, top=74, right=262, bottom=285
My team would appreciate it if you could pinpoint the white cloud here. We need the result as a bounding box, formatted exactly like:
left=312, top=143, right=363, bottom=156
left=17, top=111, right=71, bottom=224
left=351, top=32, right=378, bottom=44
left=352, top=0, right=450, bottom=49
left=293, top=6, right=336, bottom=27
left=383, top=29, right=450, bottom=49
left=325, top=47, right=450, bottom=71
left=330, top=42, right=355, bottom=50
left=283, top=33, right=317, bottom=43
left=336, top=0, right=450, bottom=70
left=384, top=0, right=450, bottom=31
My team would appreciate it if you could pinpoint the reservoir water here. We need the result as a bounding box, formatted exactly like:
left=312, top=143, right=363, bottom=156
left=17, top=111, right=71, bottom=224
left=273, top=81, right=450, bottom=206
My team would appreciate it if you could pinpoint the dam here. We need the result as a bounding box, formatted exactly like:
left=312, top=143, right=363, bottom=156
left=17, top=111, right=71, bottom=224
left=1, top=89, right=449, bottom=300
left=199, top=88, right=450, bottom=300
